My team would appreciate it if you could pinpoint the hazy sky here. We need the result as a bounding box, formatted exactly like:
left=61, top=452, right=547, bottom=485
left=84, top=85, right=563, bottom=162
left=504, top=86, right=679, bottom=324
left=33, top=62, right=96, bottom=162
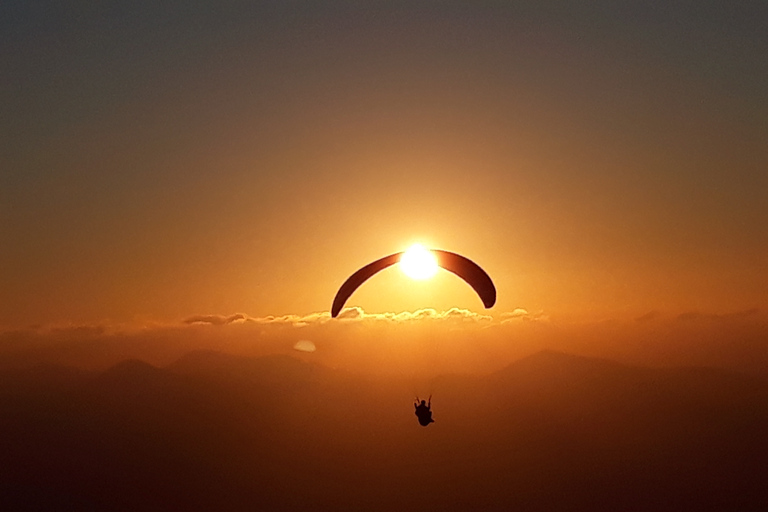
left=3, top=1, right=767, bottom=329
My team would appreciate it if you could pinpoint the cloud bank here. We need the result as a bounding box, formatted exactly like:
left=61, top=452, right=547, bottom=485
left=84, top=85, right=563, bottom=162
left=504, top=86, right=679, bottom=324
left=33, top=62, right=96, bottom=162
left=2, top=308, right=766, bottom=378
left=183, top=313, right=252, bottom=326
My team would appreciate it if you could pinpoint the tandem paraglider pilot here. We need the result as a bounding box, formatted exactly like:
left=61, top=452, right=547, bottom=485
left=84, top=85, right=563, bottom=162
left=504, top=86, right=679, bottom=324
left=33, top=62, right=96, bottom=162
left=414, top=396, right=434, bottom=427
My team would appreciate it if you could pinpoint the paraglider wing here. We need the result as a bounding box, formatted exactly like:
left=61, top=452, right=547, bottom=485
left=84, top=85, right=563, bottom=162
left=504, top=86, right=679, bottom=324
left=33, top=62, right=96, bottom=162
left=331, top=252, right=402, bottom=318
left=330, top=249, right=496, bottom=317
left=433, top=250, right=496, bottom=309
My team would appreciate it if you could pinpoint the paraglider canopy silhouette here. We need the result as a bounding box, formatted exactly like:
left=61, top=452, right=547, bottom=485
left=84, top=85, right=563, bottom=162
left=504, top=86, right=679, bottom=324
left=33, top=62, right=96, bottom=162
left=331, top=248, right=496, bottom=317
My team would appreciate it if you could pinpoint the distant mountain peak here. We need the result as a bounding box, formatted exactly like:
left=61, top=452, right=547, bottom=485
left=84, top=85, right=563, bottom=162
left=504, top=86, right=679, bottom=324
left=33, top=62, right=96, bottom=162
left=500, top=350, right=628, bottom=372
left=102, top=358, right=162, bottom=377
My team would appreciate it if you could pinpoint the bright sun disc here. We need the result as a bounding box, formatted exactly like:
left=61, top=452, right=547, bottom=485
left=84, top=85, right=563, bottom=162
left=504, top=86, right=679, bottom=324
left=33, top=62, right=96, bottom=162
left=400, top=244, right=438, bottom=280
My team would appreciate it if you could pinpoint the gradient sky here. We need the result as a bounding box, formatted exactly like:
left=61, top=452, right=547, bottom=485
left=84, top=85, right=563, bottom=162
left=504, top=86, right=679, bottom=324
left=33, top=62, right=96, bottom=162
left=3, top=1, right=767, bottom=329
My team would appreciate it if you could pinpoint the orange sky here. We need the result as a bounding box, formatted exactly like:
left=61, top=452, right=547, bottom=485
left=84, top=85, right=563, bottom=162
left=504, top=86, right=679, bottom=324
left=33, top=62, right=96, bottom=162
left=2, top=2, right=766, bottom=329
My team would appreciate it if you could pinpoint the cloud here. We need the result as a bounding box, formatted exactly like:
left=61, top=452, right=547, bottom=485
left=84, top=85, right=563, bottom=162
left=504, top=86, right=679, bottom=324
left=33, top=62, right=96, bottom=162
left=500, top=308, right=530, bottom=321
left=329, top=307, right=493, bottom=323
left=47, top=324, right=109, bottom=337
left=335, top=307, right=365, bottom=320
left=183, top=314, right=251, bottom=326
left=440, top=307, right=494, bottom=322
left=4, top=307, right=543, bottom=342
left=4, top=307, right=768, bottom=378
left=177, top=307, right=524, bottom=329
left=498, top=308, right=550, bottom=323
left=180, top=307, right=496, bottom=328
left=251, top=311, right=332, bottom=326
left=635, top=311, right=661, bottom=323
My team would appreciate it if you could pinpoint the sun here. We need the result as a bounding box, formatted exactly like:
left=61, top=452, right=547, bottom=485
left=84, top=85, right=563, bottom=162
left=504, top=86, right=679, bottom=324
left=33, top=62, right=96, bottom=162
left=400, top=244, right=439, bottom=280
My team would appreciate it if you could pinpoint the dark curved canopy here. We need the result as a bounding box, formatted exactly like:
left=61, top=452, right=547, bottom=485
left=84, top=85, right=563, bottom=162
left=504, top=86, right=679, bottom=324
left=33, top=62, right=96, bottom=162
left=331, top=249, right=496, bottom=318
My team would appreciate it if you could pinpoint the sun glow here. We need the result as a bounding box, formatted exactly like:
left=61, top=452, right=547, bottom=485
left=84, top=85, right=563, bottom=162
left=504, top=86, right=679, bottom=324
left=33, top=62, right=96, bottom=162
left=400, top=244, right=439, bottom=280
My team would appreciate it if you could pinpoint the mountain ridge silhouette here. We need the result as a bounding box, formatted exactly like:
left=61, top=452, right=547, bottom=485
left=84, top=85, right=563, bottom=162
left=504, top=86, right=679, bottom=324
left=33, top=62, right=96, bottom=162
left=2, top=349, right=767, bottom=511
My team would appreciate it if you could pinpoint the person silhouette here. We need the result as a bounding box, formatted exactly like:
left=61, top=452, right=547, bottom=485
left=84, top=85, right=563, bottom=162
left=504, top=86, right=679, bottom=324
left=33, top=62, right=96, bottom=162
left=414, top=396, right=434, bottom=426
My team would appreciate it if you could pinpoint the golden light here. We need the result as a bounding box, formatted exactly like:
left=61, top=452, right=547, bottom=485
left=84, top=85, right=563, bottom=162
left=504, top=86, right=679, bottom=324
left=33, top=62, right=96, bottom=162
left=400, top=244, right=439, bottom=280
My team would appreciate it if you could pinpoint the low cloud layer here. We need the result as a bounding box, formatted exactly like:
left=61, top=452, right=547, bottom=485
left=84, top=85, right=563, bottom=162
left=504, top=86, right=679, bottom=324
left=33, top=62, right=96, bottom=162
left=230, top=306, right=496, bottom=326
left=183, top=313, right=252, bottom=326
left=2, top=307, right=766, bottom=378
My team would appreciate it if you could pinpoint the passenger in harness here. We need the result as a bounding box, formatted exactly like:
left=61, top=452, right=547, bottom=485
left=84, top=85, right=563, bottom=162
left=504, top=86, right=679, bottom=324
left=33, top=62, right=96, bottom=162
left=414, top=396, right=434, bottom=427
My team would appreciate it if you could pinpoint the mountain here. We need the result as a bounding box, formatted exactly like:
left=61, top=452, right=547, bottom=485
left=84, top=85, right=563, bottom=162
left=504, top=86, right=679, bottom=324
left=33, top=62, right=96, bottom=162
left=1, top=350, right=766, bottom=511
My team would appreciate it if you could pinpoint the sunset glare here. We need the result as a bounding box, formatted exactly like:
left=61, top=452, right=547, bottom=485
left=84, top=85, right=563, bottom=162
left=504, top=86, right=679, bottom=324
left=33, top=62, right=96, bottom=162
left=399, top=244, right=439, bottom=280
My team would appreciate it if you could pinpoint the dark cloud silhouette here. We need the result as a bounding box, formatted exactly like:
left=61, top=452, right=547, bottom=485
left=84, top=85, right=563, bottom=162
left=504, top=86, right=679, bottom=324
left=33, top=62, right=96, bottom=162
left=48, top=324, right=108, bottom=337
left=677, top=308, right=760, bottom=322
left=635, top=310, right=661, bottom=322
